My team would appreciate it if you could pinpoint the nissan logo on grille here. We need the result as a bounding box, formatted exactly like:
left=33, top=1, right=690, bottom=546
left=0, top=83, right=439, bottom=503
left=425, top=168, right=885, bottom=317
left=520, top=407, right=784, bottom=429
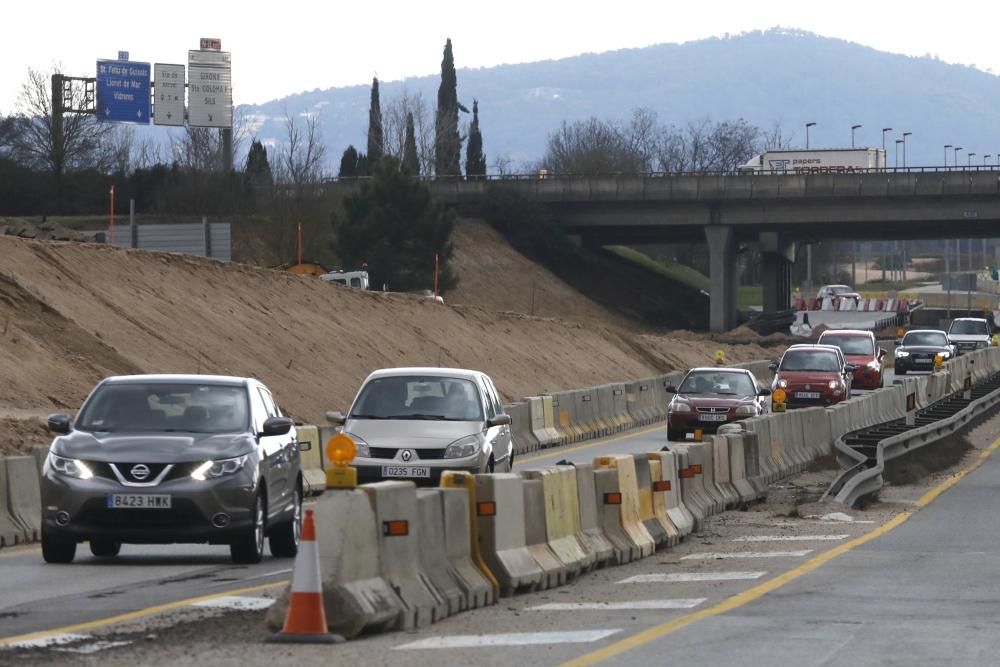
left=130, top=464, right=151, bottom=481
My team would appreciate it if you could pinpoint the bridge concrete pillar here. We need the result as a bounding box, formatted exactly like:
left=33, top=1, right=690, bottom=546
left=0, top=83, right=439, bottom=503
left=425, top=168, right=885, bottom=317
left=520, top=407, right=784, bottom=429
left=705, top=225, right=737, bottom=333
left=760, top=232, right=795, bottom=313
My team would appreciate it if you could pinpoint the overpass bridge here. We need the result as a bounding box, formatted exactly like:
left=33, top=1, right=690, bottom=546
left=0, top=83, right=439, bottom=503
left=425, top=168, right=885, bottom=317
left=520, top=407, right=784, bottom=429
left=330, top=170, right=1000, bottom=332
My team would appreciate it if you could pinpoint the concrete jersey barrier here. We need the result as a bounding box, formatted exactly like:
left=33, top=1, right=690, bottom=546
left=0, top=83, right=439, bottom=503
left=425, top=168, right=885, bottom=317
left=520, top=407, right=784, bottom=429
left=473, top=473, right=543, bottom=597
left=5, top=456, right=41, bottom=542
left=439, top=487, right=495, bottom=609
left=521, top=478, right=569, bottom=589
left=0, top=457, right=25, bottom=546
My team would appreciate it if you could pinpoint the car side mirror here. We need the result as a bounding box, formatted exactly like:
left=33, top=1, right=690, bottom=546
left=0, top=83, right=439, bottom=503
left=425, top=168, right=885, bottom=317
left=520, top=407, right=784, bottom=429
left=261, top=416, right=294, bottom=437
left=845, top=364, right=857, bottom=373
left=325, top=410, right=346, bottom=426
left=768, top=362, right=778, bottom=372
left=878, top=348, right=886, bottom=360
left=758, top=388, right=772, bottom=397
left=47, top=413, right=71, bottom=435
left=664, top=385, right=678, bottom=394
left=487, top=414, right=512, bottom=428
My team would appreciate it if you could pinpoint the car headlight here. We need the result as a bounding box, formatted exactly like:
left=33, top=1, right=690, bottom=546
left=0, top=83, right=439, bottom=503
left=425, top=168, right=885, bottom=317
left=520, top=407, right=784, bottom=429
left=343, top=433, right=371, bottom=458
left=776, top=379, right=788, bottom=389
left=867, top=360, right=880, bottom=369
left=191, top=455, right=249, bottom=481
left=939, top=352, right=951, bottom=359
left=828, top=380, right=839, bottom=389
left=979, top=341, right=989, bottom=348
left=895, top=350, right=909, bottom=357
left=668, top=401, right=691, bottom=413
left=444, top=435, right=481, bottom=459
left=48, top=453, right=94, bottom=480
left=735, top=405, right=755, bottom=415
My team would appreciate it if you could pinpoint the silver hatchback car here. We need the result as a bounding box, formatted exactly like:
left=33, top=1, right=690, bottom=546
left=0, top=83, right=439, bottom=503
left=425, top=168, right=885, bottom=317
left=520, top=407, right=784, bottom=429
left=327, top=368, right=513, bottom=485
left=41, top=375, right=303, bottom=564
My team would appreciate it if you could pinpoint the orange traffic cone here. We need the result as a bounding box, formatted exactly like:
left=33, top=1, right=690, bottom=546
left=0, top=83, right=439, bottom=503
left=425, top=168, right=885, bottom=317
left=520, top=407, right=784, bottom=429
left=268, top=509, right=343, bottom=643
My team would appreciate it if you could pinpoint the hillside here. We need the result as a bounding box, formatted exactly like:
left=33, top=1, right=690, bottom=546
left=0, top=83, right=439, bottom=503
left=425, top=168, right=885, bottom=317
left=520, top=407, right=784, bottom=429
left=0, top=237, right=779, bottom=447
left=236, top=28, right=1000, bottom=169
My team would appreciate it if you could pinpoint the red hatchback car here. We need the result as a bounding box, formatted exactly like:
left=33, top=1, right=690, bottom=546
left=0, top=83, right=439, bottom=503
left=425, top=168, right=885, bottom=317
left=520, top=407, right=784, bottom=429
left=666, top=367, right=771, bottom=441
left=770, top=346, right=853, bottom=407
left=817, top=330, right=886, bottom=390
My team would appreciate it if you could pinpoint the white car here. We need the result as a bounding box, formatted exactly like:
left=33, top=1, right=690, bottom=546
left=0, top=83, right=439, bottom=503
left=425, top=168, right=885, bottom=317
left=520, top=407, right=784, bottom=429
left=816, top=284, right=861, bottom=301
left=326, top=367, right=513, bottom=485
left=948, top=318, right=991, bottom=355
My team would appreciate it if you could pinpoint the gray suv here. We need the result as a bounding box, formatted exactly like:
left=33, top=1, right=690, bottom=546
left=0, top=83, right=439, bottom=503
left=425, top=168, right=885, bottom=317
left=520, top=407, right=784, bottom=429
left=41, top=375, right=303, bottom=564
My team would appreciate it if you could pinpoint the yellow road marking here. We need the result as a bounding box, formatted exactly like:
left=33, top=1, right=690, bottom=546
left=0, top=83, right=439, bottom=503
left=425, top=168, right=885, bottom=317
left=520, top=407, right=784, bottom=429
left=561, top=434, right=1000, bottom=667
left=0, top=580, right=287, bottom=647
left=518, top=424, right=664, bottom=465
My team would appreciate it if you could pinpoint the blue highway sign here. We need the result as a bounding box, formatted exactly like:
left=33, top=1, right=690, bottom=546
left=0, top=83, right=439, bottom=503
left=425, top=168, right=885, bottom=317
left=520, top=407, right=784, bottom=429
left=96, top=59, right=151, bottom=123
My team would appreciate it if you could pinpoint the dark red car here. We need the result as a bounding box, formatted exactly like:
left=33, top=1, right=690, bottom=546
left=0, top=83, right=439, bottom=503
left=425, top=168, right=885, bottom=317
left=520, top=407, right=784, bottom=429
left=817, top=330, right=885, bottom=390
left=770, top=346, right=853, bottom=407
left=666, top=368, right=771, bottom=441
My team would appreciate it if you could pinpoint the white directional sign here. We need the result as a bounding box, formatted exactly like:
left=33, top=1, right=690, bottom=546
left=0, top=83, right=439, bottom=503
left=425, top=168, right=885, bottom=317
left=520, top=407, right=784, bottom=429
left=153, top=63, right=185, bottom=126
left=187, top=50, right=232, bottom=128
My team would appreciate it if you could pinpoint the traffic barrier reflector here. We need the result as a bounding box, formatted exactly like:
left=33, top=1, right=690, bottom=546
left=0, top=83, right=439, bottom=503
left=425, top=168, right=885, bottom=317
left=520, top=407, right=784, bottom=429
left=521, top=477, right=569, bottom=589
left=0, top=457, right=24, bottom=546
left=5, top=457, right=41, bottom=542
left=604, top=492, right=622, bottom=504
left=472, top=473, right=544, bottom=597
left=439, top=471, right=500, bottom=598
left=264, top=489, right=403, bottom=639
left=416, top=489, right=466, bottom=616
left=653, top=480, right=671, bottom=492
left=363, top=481, right=448, bottom=628
left=268, top=509, right=344, bottom=644
left=593, top=455, right=655, bottom=558
left=440, top=487, right=495, bottom=609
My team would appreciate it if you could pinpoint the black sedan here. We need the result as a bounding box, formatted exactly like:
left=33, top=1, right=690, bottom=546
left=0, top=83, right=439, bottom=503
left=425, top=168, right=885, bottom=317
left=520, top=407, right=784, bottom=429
left=894, top=330, right=957, bottom=374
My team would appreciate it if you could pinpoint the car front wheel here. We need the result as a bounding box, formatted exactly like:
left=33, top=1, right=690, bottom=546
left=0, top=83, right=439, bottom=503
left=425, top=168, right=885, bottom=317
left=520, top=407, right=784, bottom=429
left=231, top=493, right=265, bottom=564
left=268, top=486, right=302, bottom=559
left=42, top=528, right=76, bottom=564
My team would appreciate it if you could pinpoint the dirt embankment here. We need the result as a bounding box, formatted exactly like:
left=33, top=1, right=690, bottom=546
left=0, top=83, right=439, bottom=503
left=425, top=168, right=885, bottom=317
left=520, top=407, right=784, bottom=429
left=0, top=224, right=776, bottom=447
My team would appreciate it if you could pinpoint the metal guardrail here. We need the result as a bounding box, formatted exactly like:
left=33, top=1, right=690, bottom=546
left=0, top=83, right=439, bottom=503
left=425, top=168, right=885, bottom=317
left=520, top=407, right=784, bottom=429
left=823, top=371, right=1000, bottom=507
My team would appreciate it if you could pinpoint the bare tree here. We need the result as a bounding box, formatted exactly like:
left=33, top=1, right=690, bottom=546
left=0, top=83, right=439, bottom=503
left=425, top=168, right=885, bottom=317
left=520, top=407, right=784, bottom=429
left=384, top=87, right=435, bottom=175
left=274, top=109, right=327, bottom=194
left=761, top=121, right=792, bottom=150
left=492, top=153, right=514, bottom=176
left=0, top=112, right=19, bottom=158
left=543, top=117, right=648, bottom=173
left=170, top=125, right=222, bottom=171
left=14, top=66, right=111, bottom=173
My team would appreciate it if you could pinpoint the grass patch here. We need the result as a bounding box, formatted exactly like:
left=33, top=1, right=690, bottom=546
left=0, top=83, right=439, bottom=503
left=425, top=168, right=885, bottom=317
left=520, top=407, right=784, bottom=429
left=737, top=285, right=763, bottom=309
left=603, top=246, right=710, bottom=291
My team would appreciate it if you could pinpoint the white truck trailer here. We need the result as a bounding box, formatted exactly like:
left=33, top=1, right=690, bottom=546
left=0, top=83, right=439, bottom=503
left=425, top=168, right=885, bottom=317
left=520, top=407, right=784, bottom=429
left=739, top=148, right=886, bottom=174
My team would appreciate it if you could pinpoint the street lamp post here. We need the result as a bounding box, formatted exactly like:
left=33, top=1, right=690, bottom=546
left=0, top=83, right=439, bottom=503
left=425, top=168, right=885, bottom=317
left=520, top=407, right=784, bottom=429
left=806, top=122, right=817, bottom=149
left=902, top=131, right=912, bottom=168
left=851, top=124, right=862, bottom=149
left=969, top=152, right=976, bottom=166
left=882, top=128, right=892, bottom=169
left=895, top=139, right=904, bottom=169
left=945, top=144, right=952, bottom=168
left=955, top=146, right=964, bottom=168
left=985, top=154, right=992, bottom=167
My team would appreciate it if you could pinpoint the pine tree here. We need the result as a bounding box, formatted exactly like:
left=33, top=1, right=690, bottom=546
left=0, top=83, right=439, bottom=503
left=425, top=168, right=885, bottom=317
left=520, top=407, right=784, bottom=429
left=434, top=38, right=461, bottom=176
left=338, top=145, right=359, bottom=178
left=245, top=139, right=273, bottom=187
left=403, top=112, right=420, bottom=175
left=367, top=77, right=384, bottom=164
left=465, top=99, right=486, bottom=178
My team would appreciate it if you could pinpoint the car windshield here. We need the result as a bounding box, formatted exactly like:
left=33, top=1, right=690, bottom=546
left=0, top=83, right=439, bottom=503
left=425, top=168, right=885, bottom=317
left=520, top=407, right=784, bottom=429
left=950, top=321, right=989, bottom=336
left=779, top=350, right=841, bottom=372
left=679, top=371, right=756, bottom=396
left=903, top=332, right=949, bottom=347
left=76, top=382, right=249, bottom=434
left=819, top=336, right=874, bottom=356
left=351, top=376, right=484, bottom=421
left=831, top=286, right=854, bottom=295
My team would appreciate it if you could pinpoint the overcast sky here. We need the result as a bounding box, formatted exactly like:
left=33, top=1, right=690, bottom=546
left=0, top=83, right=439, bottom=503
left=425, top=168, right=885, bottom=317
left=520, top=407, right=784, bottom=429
left=2, top=0, right=998, bottom=112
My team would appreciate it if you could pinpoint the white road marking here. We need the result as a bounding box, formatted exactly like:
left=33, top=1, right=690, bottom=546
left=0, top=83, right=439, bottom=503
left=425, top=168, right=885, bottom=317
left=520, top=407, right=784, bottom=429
left=190, top=595, right=276, bottom=611
left=395, top=630, right=622, bottom=649
left=618, top=572, right=766, bottom=584
left=733, top=535, right=848, bottom=542
left=3, top=633, right=91, bottom=649
left=681, top=550, right=813, bottom=560
left=528, top=599, right=707, bottom=611
left=54, top=640, right=132, bottom=654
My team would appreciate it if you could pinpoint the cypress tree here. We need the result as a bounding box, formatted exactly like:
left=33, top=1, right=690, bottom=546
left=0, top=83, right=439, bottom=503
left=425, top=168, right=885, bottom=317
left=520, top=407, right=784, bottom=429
left=465, top=99, right=486, bottom=178
left=403, top=112, right=420, bottom=175
left=356, top=152, right=369, bottom=177
left=245, top=139, right=273, bottom=186
left=338, top=145, right=359, bottom=178
left=367, top=77, right=384, bottom=164
left=434, top=38, right=461, bottom=176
